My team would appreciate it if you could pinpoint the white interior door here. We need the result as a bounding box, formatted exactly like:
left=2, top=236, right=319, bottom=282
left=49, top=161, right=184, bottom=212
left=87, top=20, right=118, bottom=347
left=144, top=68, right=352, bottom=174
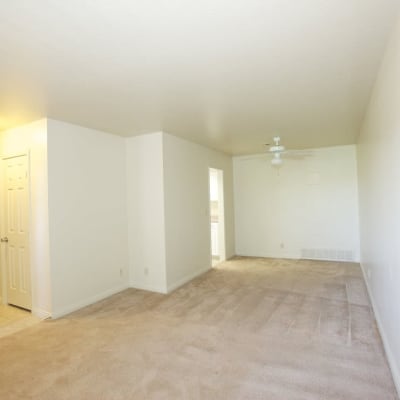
left=3, top=155, right=31, bottom=310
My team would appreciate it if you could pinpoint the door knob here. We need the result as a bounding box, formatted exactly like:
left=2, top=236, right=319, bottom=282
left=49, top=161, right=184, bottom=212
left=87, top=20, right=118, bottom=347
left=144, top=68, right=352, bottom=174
left=1, top=237, right=8, bottom=243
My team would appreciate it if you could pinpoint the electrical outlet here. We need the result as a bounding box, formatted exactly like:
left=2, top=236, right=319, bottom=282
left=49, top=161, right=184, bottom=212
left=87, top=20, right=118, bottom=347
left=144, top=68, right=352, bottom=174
left=120, top=268, right=123, bottom=277
left=144, top=267, right=149, bottom=276
left=280, top=243, right=285, bottom=249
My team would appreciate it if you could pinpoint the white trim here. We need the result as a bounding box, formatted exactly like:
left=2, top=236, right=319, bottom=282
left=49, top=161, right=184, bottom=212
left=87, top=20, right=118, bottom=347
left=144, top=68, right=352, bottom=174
left=167, top=266, right=211, bottom=293
left=51, top=284, right=129, bottom=319
left=360, top=263, right=400, bottom=397
left=236, top=252, right=360, bottom=263
left=301, top=256, right=360, bottom=263
left=31, top=308, right=51, bottom=320
left=129, top=281, right=167, bottom=294
left=236, top=252, right=300, bottom=260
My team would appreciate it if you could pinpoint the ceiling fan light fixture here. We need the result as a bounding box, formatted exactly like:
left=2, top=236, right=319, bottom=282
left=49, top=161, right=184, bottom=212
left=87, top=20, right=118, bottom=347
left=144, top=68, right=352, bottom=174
left=269, top=144, right=285, bottom=153
left=269, top=136, right=285, bottom=153
left=271, top=152, right=283, bottom=166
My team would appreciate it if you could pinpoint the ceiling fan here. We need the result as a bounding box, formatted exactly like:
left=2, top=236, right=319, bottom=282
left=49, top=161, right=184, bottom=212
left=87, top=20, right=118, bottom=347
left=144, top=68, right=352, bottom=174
left=265, top=136, right=313, bottom=166
left=266, top=136, right=285, bottom=166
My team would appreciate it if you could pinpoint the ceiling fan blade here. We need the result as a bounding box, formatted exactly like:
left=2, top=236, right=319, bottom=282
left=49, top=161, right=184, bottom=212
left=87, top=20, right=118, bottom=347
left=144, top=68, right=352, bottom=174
left=282, top=150, right=314, bottom=159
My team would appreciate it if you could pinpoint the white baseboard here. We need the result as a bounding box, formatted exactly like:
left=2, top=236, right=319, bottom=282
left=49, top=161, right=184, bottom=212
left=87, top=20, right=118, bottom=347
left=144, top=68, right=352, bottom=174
left=130, top=267, right=211, bottom=295
left=32, top=307, right=51, bottom=320
left=301, top=256, right=360, bottom=263
left=236, top=252, right=360, bottom=263
left=360, top=262, right=400, bottom=396
left=167, top=266, right=211, bottom=293
left=51, top=283, right=129, bottom=319
left=236, top=252, right=300, bottom=260
left=129, top=281, right=167, bottom=294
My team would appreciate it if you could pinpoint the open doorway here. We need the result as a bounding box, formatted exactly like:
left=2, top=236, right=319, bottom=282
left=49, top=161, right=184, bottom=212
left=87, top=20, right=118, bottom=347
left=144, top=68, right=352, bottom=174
left=209, top=168, right=226, bottom=266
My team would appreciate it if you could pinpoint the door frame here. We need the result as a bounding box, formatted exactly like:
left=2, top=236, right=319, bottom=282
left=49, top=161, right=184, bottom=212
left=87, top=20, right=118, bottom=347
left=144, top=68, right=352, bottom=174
left=208, top=167, right=226, bottom=266
left=0, top=152, right=32, bottom=309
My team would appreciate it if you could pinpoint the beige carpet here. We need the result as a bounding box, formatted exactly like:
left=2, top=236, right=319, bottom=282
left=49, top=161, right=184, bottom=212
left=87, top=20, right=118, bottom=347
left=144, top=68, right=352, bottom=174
left=0, top=305, right=40, bottom=339
left=0, top=257, right=397, bottom=399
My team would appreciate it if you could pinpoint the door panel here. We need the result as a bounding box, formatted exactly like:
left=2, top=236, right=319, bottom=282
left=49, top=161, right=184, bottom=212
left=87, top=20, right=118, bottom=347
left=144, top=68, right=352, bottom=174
left=8, top=246, right=17, bottom=290
left=3, top=155, right=31, bottom=310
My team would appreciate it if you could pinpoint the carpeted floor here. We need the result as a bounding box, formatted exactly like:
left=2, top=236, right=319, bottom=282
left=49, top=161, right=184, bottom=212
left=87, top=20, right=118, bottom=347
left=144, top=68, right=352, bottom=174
left=0, top=257, right=397, bottom=399
left=0, top=305, right=40, bottom=339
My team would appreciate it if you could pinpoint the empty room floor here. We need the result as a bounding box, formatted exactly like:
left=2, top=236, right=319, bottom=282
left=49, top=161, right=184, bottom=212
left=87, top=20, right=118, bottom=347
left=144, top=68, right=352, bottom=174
left=0, top=257, right=397, bottom=399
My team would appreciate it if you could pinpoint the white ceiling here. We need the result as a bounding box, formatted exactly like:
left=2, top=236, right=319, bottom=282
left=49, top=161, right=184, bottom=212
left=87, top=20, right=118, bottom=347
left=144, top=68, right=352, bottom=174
left=0, top=1, right=399, bottom=154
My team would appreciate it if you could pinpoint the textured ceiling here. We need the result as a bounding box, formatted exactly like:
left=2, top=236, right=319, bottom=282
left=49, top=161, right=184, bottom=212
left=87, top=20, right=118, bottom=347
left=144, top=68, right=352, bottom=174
left=0, top=0, right=399, bottom=154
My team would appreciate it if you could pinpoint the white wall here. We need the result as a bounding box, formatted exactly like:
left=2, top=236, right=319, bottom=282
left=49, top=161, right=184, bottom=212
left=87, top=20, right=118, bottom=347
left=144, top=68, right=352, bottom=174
left=0, top=119, right=51, bottom=318
left=357, top=16, right=400, bottom=393
left=125, top=132, right=235, bottom=293
left=47, top=119, right=128, bottom=317
left=209, top=169, right=219, bottom=201
left=0, top=121, right=234, bottom=316
left=234, top=145, right=360, bottom=261
left=126, top=133, right=167, bottom=293
left=162, top=132, right=235, bottom=291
